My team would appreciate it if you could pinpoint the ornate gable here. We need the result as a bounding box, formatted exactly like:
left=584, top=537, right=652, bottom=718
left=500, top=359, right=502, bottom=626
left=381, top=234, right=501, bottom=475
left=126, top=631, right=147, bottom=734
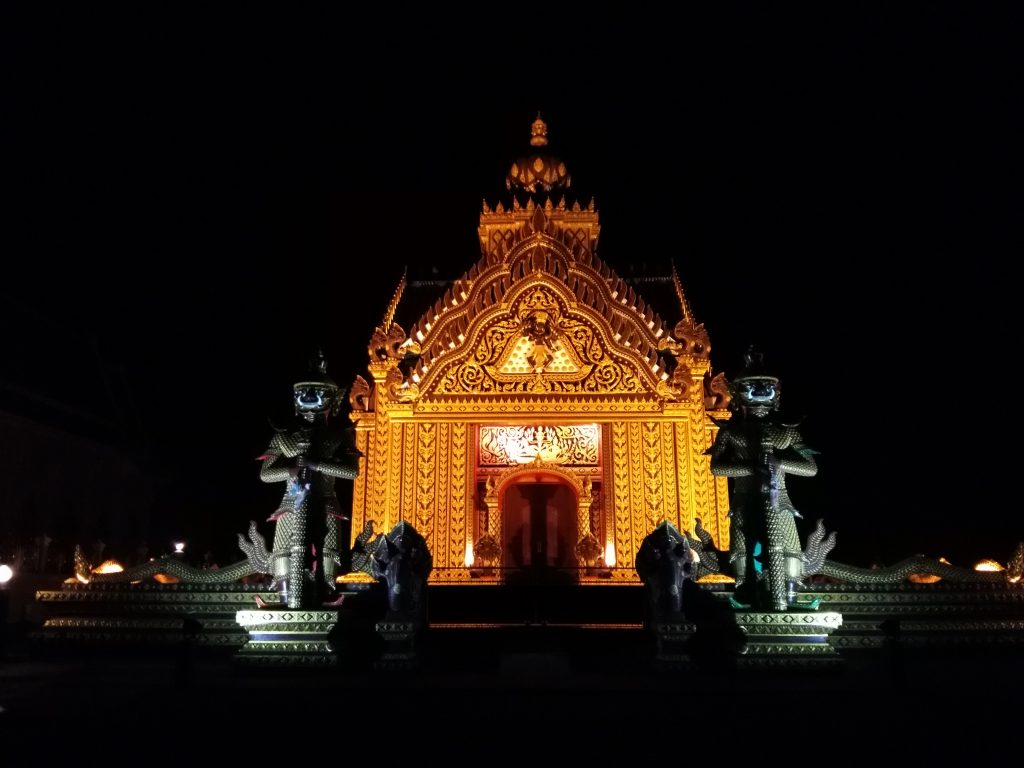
left=405, top=205, right=682, bottom=402
left=348, top=121, right=732, bottom=584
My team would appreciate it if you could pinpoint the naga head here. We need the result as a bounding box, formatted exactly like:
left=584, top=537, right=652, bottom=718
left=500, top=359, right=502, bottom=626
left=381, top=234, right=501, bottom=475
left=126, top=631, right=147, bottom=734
left=371, top=521, right=433, bottom=616
left=731, top=347, right=780, bottom=420
left=293, top=350, right=340, bottom=421
left=635, top=521, right=694, bottom=616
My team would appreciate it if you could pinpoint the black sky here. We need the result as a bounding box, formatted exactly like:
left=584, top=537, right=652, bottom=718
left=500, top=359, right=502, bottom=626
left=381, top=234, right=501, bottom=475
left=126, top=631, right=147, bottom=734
left=2, top=7, right=1020, bottom=565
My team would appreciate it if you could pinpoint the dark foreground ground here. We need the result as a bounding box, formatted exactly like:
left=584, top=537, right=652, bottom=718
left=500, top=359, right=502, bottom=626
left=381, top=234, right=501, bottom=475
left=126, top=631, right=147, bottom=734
left=2, top=622, right=1022, bottom=757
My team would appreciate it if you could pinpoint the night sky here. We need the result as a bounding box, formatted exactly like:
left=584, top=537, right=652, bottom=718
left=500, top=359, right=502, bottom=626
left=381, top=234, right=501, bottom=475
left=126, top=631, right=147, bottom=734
left=2, top=8, right=1019, bottom=567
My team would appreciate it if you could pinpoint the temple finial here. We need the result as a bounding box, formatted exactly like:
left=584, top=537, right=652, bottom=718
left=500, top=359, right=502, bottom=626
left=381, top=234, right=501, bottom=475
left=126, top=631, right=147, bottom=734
left=671, top=261, right=694, bottom=323
left=506, top=114, right=570, bottom=195
left=530, top=113, right=548, bottom=147
left=382, top=267, right=408, bottom=330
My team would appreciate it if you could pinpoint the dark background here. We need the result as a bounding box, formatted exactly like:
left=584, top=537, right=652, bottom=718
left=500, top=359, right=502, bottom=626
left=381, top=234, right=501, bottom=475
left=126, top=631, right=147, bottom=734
left=1, top=7, right=1019, bottom=568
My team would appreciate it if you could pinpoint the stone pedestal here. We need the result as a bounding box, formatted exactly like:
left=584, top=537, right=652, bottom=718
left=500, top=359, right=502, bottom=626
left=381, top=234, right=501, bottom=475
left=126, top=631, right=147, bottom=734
left=375, top=619, right=422, bottom=670
left=651, top=620, right=697, bottom=668
left=734, top=610, right=843, bottom=668
left=235, top=609, right=339, bottom=667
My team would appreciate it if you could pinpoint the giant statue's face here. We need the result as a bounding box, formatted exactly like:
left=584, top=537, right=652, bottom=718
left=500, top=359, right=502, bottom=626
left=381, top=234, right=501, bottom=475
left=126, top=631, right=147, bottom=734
left=293, top=383, right=337, bottom=416
left=734, top=376, right=780, bottom=418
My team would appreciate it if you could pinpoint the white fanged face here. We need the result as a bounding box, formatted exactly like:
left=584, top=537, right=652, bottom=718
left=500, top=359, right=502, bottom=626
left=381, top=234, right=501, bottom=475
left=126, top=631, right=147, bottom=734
left=736, top=377, right=779, bottom=417
left=294, top=385, right=335, bottom=414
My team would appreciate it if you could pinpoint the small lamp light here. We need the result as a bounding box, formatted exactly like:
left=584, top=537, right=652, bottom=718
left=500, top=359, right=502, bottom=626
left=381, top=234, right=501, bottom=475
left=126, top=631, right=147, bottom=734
left=172, top=542, right=186, bottom=555
left=0, top=564, right=13, bottom=586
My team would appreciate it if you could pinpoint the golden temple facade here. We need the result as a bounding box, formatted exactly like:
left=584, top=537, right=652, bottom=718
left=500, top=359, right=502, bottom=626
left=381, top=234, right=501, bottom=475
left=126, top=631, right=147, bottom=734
left=348, top=119, right=732, bottom=584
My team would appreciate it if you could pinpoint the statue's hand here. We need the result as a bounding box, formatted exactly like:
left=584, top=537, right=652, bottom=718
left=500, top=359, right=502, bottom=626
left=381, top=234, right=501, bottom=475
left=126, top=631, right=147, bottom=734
left=756, top=450, right=776, bottom=477
left=296, top=455, right=321, bottom=473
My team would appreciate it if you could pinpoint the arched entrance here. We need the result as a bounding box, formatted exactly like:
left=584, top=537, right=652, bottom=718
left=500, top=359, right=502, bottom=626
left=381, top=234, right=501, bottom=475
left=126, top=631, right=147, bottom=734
left=503, top=479, right=577, bottom=583
left=482, top=461, right=594, bottom=585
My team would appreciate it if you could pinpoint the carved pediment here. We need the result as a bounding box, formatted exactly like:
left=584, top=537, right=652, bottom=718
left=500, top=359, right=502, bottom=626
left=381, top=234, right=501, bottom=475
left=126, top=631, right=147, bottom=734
left=395, top=220, right=707, bottom=404
left=423, top=283, right=655, bottom=397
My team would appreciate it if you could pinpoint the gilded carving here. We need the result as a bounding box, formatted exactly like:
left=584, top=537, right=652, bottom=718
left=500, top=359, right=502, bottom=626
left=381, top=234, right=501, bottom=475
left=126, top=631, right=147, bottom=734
left=714, top=474, right=730, bottom=550
left=431, top=291, right=650, bottom=397
left=478, top=424, right=600, bottom=466
left=349, top=375, right=371, bottom=412
left=449, top=424, right=467, bottom=568
left=372, top=415, right=389, bottom=531
left=704, top=371, right=731, bottom=410
left=388, top=421, right=403, bottom=532
left=436, top=422, right=450, bottom=567
left=660, top=422, right=678, bottom=530
left=628, top=422, right=645, bottom=571
left=401, top=423, right=416, bottom=527
left=642, top=423, right=662, bottom=527
left=689, top=415, right=710, bottom=538
left=673, top=317, right=711, bottom=358
left=612, top=422, right=631, bottom=570
left=416, top=424, right=435, bottom=548
left=369, top=323, right=410, bottom=362
left=386, top=367, right=420, bottom=403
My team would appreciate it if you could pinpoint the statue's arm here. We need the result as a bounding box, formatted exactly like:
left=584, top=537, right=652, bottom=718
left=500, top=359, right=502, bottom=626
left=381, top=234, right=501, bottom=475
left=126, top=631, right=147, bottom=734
left=709, top=431, right=754, bottom=478
left=259, top=435, right=293, bottom=483
left=776, top=442, right=818, bottom=477
left=309, top=460, right=358, bottom=480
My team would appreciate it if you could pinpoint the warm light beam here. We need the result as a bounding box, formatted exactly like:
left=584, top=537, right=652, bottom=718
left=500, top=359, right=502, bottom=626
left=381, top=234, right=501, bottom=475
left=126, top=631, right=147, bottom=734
left=604, top=541, right=616, bottom=567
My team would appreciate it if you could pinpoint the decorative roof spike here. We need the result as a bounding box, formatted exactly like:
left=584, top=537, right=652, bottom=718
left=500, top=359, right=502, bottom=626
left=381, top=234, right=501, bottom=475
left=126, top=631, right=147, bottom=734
left=571, top=200, right=581, bottom=213
left=526, top=198, right=535, bottom=212
left=587, top=198, right=595, bottom=212
left=544, top=197, right=553, bottom=212
left=381, top=267, right=408, bottom=330
left=495, top=201, right=505, bottom=214
left=671, top=261, right=695, bottom=323
left=482, top=199, right=491, bottom=214
left=512, top=197, right=520, bottom=211
left=557, top=196, right=566, bottom=211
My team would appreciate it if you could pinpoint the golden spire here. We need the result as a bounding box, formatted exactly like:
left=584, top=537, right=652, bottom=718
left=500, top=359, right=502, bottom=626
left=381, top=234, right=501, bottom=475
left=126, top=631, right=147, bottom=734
left=530, top=113, right=548, bottom=147
left=671, top=261, right=694, bottom=323
left=382, top=267, right=408, bottom=330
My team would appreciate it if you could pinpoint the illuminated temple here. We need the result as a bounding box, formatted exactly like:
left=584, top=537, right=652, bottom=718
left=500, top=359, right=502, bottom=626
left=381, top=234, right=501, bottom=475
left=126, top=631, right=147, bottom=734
left=347, top=117, right=733, bottom=584
left=31, top=118, right=1024, bottom=670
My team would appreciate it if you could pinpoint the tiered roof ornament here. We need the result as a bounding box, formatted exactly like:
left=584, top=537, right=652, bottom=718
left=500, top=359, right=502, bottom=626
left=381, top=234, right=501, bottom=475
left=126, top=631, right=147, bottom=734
left=505, top=113, right=572, bottom=194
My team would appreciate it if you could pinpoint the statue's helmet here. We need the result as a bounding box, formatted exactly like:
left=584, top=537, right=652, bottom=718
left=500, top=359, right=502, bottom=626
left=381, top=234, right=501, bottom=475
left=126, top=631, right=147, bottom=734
left=731, top=347, right=780, bottom=417
left=293, top=350, right=340, bottom=416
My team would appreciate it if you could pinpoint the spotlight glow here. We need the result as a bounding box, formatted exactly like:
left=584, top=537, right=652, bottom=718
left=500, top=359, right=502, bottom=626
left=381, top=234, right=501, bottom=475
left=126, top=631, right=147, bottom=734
left=974, top=559, right=1005, bottom=572
left=604, top=541, right=616, bottom=567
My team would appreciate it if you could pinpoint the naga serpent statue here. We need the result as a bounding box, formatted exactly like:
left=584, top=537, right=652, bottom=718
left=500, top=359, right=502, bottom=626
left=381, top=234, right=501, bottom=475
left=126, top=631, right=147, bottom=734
left=635, top=521, right=695, bottom=617
left=368, top=521, right=432, bottom=618
left=698, top=348, right=1022, bottom=608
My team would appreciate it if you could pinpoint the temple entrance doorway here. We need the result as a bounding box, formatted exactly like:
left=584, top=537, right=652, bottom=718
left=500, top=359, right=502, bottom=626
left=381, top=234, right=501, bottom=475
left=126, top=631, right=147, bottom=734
left=502, top=479, right=578, bottom=586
